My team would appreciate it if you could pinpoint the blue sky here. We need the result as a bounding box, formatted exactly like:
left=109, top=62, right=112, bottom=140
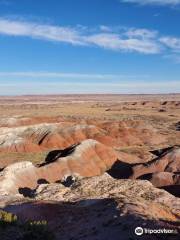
left=0, top=0, right=180, bottom=95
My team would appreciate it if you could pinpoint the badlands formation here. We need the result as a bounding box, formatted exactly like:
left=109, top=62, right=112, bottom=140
left=0, top=94, right=180, bottom=239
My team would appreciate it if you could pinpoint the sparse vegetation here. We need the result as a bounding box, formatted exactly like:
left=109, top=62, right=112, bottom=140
left=0, top=151, right=49, bottom=168
left=0, top=210, right=55, bottom=240
left=0, top=210, right=17, bottom=226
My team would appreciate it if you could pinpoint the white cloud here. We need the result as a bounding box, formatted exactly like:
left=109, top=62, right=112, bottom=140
left=0, top=71, right=148, bottom=80
left=160, top=37, right=180, bottom=52
left=0, top=18, right=84, bottom=45
left=99, top=25, right=112, bottom=32
left=85, top=33, right=161, bottom=54
left=0, top=18, right=161, bottom=54
left=0, top=18, right=180, bottom=57
left=121, top=0, right=180, bottom=6
left=125, top=28, right=158, bottom=39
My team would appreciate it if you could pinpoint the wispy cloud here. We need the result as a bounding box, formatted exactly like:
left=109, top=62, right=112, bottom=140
left=0, top=71, right=149, bottom=80
left=0, top=18, right=180, bottom=57
left=125, top=28, right=158, bottom=39
left=0, top=18, right=84, bottom=45
left=121, top=0, right=180, bottom=6
left=0, top=18, right=161, bottom=54
left=85, top=33, right=161, bottom=54
left=160, top=37, right=180, bottom=52
left=0, top=80, right=179, bottom=95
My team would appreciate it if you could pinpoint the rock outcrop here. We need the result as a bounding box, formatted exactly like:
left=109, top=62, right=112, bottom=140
left=3, top=174, right=180, bottom=240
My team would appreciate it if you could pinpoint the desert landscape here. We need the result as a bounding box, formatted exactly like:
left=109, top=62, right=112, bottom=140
left=1, top=0, right=180, bottom=238
left=0, top=94, right=179, bottom=240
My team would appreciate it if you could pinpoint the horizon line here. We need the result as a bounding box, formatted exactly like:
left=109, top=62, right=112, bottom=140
left=0, top=92, right=180, bottom=97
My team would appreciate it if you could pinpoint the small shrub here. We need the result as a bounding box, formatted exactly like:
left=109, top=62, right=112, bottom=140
left=0, top=210, right=17, bottom=227
left=0, top=211, right=55, bottom=240
left=21, top=221, right=55, bottom=240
